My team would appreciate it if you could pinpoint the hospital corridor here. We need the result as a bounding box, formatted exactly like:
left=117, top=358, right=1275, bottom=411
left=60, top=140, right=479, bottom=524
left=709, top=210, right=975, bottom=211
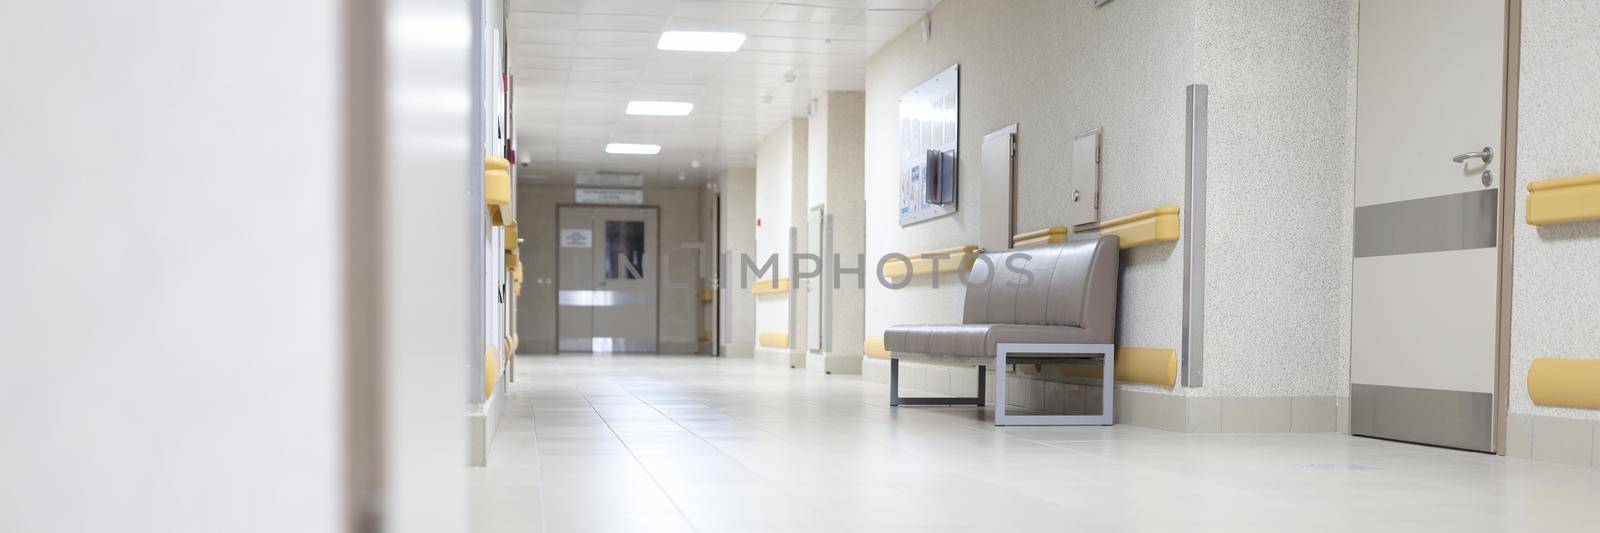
left=4, top=1, right=1600, bottom=532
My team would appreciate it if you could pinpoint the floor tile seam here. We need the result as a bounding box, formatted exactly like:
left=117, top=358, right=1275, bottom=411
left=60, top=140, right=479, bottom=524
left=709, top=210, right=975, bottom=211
left=606, top=373, right=863, bottom=527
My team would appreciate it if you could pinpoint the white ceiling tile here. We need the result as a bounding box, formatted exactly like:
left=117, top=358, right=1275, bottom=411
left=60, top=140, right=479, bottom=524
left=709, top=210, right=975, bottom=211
left=762, top=4, right=861, bottom=24
left=577, top=14, right=668, bottom=32
left=511, top=0, right=934, bottom=181
left=632, top=82, right=707, bottom=96
left=511, top=56, right=574, bottom=70
left=509, top=0, right=583, bottom=13
left=580, top=0, right=678, bottom=16
left=868, top=0, right=940, bottom=9
left=741, top=36, right=825, bottom=53
left=725, top=50, right=807, bottom=65
left=509, top=28, right=577, bottom=44
left=860, top=9, right=924, bottom=28
left=673, top=1, right=771, bottom=19
left=662, top=17, right=756, bottom=33
left=568, top=45, right=654, bottom=60
left=570, top=58, right=637, bottom=70
left=508, top=70, right=572, bottom=86
left=575, top=29, right=659, bottom=46
left=750, top=20, right=843, bottom=39
left=508, top=12, right=579, bottom=30
left=566, top=69, right=640, bottom=82
left=835, top=23, right=903, bottom=41
left=516, top=79, right=571, bottom=95
left=512, top=43, right=575, bottom=57
left=809, top=38, right=874, bottom=54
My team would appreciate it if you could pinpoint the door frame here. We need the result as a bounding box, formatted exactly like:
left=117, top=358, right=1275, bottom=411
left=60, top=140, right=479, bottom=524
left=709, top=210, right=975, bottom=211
left=553, top=203, right=663, bottom=353
left=1491, top=0, right=1521, bottom=456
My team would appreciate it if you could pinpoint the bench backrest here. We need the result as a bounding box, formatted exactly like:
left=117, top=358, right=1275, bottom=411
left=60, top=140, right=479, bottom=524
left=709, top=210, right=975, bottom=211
left=961, top=235, right=1120, bottom=335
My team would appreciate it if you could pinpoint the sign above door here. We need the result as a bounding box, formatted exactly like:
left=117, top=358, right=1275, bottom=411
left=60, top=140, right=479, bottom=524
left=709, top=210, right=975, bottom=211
left=576, top=188, right=644, bottom=205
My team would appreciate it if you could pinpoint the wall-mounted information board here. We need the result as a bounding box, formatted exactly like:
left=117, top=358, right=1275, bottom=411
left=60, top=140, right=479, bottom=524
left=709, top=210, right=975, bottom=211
left=899, top=64, right=959, bottom=226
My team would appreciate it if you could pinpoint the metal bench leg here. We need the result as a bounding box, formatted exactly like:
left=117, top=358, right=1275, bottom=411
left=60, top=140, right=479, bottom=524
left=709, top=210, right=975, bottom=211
left=976, top=365, right=986, bottom=407
left=890, top=358, right=900, bottom=406
left=993, top=343, right=1116, bottom=426
left=888, top=357, right=986, bottom=407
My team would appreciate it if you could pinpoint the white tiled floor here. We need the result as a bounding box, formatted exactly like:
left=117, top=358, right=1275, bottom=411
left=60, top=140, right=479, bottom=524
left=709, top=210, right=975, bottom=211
left=469, top=354, right=1600, bottom=533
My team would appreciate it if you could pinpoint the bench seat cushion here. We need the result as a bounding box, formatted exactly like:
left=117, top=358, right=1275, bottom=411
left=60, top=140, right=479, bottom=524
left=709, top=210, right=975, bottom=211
left=884, top=323, right=1103, bottom=360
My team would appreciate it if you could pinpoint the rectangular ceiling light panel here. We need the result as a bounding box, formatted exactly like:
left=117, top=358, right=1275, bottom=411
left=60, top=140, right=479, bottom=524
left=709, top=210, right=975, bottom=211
left=626, top=101, right=695, bottom=116
left=605, top=143, right=662, bottom=155
left=657, top=31, right=746, bottom=52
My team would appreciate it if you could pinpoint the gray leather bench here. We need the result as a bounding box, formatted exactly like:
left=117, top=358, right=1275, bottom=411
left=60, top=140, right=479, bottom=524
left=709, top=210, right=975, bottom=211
left=884, top=235, right=1121, bottom=425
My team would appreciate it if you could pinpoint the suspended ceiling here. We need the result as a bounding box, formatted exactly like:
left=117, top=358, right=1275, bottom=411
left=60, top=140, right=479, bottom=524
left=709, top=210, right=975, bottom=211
left=508, top=0, right=938, bottom=187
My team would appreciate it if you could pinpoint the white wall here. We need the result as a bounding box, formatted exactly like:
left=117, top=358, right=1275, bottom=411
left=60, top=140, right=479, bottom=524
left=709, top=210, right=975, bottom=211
left=0, top=1, right=475, bottom=530
left=863, top=0, right=1357, bottom=399
left=1191, top=0, right=1357, bottom=398
left=721, top=168, right=759, bottom=355
left=0, top=2, right=345, bottom=531
left=383, top=0, right=475, bottom=529
left=1509, top=0, right=1600, bottom=421
left=753, top=119, right=808, bottom=357
left=812, top=92, right=868, bottom=363
left=864, top=0, right=1196, bottom=395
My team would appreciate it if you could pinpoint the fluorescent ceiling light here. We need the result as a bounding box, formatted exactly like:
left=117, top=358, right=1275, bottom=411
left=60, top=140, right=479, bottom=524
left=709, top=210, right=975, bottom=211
left=605, top=143, right=661, bottom=155
left=626, top=101, right=695, bottom=116
left=656, top=31, right=746, bottom=52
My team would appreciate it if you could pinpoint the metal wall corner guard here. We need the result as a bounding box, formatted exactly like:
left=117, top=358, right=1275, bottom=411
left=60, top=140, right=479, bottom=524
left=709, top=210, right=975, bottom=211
left=1183, top=83, right=1208, bottom=388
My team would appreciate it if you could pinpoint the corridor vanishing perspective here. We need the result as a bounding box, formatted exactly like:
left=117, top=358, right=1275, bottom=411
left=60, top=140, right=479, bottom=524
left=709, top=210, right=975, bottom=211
left=472, top=355, right=1600, bottom=533
left=9, top=0, right=1600, bottom=532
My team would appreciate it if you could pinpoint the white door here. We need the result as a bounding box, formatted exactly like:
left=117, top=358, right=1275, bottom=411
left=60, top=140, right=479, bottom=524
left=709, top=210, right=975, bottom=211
left=1351, top=0, right=1506, bottom=452
left=557, top=206, right=658, bottom=352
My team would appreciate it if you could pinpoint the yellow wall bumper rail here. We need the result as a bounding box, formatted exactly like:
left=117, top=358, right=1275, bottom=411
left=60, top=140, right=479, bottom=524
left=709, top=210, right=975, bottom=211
left=1100, top=205, right=1180, bottom=249
left=504, top=220, right=519, bottom=251
left=485, top=157, right=513, bottom=226
left=881, top=245, right=979, bottom=281
left=752, top=277, right=790, bottom=295
left=483, top=347, right=500, bottom=397
left=864, top=337, right=890, bottom=359
left=1526, top=172, right=1600, bottom=225
left=1055, top=347, right=1178, bottom=388
left=758, top=332, right=789, bottom=349
left=1528, top=358, right=1600, bottom=409
left=1013, top=227, right=1069, bottom=249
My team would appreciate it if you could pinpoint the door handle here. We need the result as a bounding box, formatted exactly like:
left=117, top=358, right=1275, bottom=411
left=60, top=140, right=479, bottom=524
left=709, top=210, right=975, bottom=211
left=1451, top=147, right=1493, bottom=164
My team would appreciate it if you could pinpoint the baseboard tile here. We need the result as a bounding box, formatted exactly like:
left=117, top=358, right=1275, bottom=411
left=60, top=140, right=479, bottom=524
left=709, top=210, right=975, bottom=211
left=753, top=346, right=802, bottom=367
left=722, top=343, right=755, bottom=358
left=806, top=352, right=864, bottom=375
left=1529, top=414, right=1595, bottom=467
left=1186, top=397, right=1222, bottom=433
left=658, top=341, right=699, bottom=354
left=1506, top=413, right=1533, bottom=458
